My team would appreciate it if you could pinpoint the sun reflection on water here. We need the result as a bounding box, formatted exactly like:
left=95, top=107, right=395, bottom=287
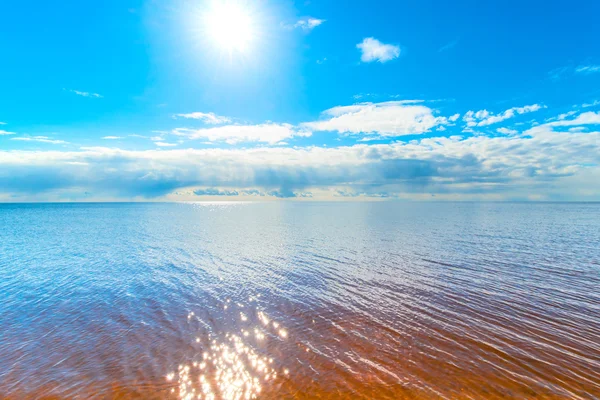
left=167, top=309, right=287, bottom=400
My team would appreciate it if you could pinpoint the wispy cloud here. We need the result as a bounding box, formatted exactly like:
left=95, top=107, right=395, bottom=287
left=66, top=89, right=103, bottom=98
left=554, top=111, right=577, bottom=121
left=549, top=64, right=600, bottom=80
left=497, top=127, right=518, bottom=135
left=11, top=136, right=67, bottom=144
left=293, top=17, right=325, bottom=32
left=438, top=39, right=458, bottom=53
left=0, top=122, right=6, bottom=125
left=548, top=66, right=570, bottom=81
left=174, top=112, right=231, bottom=124
left=582, top=100, right=600, bottom=108
left=102, top=136, right=122, bottom=140
left=0, top=130, right=16, bottom=135
left=357, top=38, right=400, bottom=63
left=352, top=93, right=377, bottom=100
left=174, top=123, right=311, bottom=145
left=575, top=65, right=600, bottom=75
left=463, top=104, right=544, bottom=127
left=303, top=101, right=447, bottom=136
left=547, top=111, right=600, bottom=127
left=154, top=141, right=177, bottom=147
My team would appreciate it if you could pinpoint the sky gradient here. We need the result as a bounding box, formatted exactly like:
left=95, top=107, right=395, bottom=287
left=1, top=0, right=600, bottom=201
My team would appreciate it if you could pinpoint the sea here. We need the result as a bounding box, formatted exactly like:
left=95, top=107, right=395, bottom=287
left=0, top=202, right=599, bottom=399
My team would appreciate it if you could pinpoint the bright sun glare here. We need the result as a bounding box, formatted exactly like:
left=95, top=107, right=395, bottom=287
left=204, top=1, right=256, bottom=53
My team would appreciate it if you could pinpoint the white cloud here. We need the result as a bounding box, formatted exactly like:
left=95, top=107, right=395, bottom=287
left=294, top=17, right=325, bottom=31
left=102, top=136, right=122, bottom=140
left=68, top=89, right=103, bottom=98
left=174, top=112, right=231, bottom=124
left=575, top=65, right=600, bottom=74
left=0, top=122, right=6, bottom=125
left=357, top=38, right=400, bottom=63
left=303, top=101, right=446, bottom=136
left=174, top=123, right=311, bottom=145
left=582, top=100, right=600, bottom=108
left=11, top=136, right=67, bottom=144
left=0, top=130, right=16, bottom=135
left=556, top=111, right=577, bottom=120
left=154, top=141, right=177, bottom=147
left=463, top=104, right=544, bottom=126
left=1, top=123, right=599, bottom=201
left=547, top=111, right=600, bottom=127
left=550, top=64, right=600, bottom=80
left=497, top=127, right=518, bottom=135
left=448, top=113, right=460, bottom=122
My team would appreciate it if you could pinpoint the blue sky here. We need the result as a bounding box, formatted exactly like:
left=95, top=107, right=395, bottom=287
left=1, top=0, right=600, bottom=201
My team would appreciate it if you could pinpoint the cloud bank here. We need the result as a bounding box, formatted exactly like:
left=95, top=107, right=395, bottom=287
left=1, top=118, right=598, bottom=201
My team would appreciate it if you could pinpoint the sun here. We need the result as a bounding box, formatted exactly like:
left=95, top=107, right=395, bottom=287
left=204, top=1, right=256, bottom=53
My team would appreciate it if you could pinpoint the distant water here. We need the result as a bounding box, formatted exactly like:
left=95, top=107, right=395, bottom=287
left=1, top=202, right=599, bottom=399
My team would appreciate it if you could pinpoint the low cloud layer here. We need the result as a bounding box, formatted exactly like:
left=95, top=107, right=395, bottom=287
left=1, top=119, right=598, bottom=201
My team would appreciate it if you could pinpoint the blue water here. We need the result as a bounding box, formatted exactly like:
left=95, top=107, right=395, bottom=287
left=1, top=202, right=599, bottom=399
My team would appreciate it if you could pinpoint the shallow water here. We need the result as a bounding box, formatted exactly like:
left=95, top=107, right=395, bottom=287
left=0, top=202, right=599, bottom=399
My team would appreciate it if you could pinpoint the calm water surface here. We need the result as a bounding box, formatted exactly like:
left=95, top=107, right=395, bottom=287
left=0, top=202, right=599, bottom=399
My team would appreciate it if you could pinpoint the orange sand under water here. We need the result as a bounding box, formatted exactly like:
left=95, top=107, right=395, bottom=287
left=3, top=301, right=598, bottom=399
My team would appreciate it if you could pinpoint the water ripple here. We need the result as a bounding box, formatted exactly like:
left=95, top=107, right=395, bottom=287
left=0, top=202, right=599, bottom=399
